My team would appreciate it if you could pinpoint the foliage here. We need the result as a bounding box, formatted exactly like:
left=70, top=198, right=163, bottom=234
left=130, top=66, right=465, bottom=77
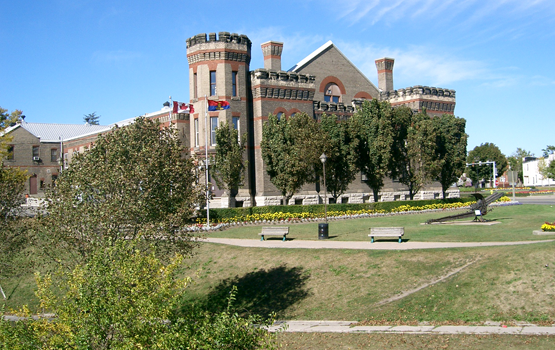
left=466, top=143, right=508, bottom=188
left=540, top=158, right=555, bottom=181
left=541, top=145, right=555, bottom=158
left=320, top=114, right=358, bottom=200
left=261, top=113, right=323, bottom=204
left=433, top=114, right=468, bottom=198
left=0, top=107, right=23, bottom=159
left=83, top=112, right=100, bottom=125
left=41, top=117, right=203, bottom=262
left=0, top=240, right=279, bottom=349
left=212, top=121, right=247, bottom=204
left=507, top=148, right=533, bottom=183
left=391, top=109, right=441, bottom=200
left=349, top=100, right=395, bottom=201
left=0, top=165, right=27, bottom=220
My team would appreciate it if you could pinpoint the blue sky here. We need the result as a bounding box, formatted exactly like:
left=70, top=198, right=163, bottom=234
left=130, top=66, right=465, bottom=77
left=1, top=0, right=554, bottom=157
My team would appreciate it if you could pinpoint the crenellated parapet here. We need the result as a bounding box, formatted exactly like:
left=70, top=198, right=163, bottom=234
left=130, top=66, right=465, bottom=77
left=381, top=85, right=456, bottom=114
left=186, top=32, right=251, bottom=65
left=251, top=68, right=315, bottom=100
left=313, top=101, right=355, bottom=114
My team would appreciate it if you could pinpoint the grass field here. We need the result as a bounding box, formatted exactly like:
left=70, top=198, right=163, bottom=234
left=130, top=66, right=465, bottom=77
left=3, top=204, right=555, bottom=347
left=208, top=204, right=554, bottom=242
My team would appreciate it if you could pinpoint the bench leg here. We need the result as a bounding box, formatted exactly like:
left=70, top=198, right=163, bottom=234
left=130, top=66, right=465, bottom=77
left=398, top=237, right=402, bottom=243
left=282, top=235, right=286, bottom=242
left=260, top=235, right=265, bottom=241
left=371, top=236, right=374, bottom=243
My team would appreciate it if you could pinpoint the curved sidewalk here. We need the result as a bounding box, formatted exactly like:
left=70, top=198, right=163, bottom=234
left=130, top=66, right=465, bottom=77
left=269, top=320, right=555, bottom=335
left=202, top=238, right=554, bottom=250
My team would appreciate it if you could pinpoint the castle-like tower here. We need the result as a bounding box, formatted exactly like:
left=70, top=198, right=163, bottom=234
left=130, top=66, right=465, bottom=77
left=186, top=32, right=254, bottom=207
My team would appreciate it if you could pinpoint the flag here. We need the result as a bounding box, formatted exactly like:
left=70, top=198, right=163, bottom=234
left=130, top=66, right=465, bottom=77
left=207, top=99, right=230, bottom=111
left=172, top=101, right=194, bottom=114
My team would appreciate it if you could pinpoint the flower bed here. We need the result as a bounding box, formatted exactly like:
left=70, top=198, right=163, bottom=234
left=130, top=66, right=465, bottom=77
left=187, top=196, right=516, bottom=231
left=541, top=222, right=555, bottom=232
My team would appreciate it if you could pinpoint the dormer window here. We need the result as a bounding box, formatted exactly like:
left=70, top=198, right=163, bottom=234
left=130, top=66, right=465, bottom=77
left=324, top=83, right=341, bottom=103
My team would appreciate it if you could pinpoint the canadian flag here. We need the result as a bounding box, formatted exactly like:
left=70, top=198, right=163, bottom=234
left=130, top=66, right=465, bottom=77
left=172, top=101, right=195, bottom=114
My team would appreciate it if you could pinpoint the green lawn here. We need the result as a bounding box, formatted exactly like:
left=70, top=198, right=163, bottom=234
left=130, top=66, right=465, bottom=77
left=3, top=204, right=555, bottom=334
left=207, top=204, right=554, bottom=242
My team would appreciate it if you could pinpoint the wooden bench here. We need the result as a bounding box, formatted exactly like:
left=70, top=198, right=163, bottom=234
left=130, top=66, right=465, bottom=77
left=369, top=227, right=404, bottom=243
left=259, top=226, right=289, bottom=241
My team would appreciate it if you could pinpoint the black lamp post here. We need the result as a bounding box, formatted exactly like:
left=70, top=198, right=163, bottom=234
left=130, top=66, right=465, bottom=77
left=319, top=153, right=329, bottom=239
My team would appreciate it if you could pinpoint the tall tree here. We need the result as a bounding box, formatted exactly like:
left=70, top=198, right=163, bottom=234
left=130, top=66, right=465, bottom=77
left=0, top=107, right=28, bottom=300
left=320, top=114, right=358, bottom=201
left=349, top=100, right=394, bottom=202
left=212, top=121, right=247, bottom=207
left=42, top=117, right=202, bottom=262
left=391, top=109, right=441, bottom=200
left=261, top=113, right=323, bottom=205
left=433, top=114, right=468, bottom=199
left=542, top=145, right=555, bottom=158
left=466, top=143, right=508, bottom=188
left=507, top=148, right=533, bottom=183
left=541, top=159, right=555, bottom=181
left=83, top=112, right=100, bottom=125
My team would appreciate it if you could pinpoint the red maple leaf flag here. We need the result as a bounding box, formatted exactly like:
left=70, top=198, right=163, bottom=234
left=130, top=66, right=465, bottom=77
left=172, top=101, right=194, bottom=113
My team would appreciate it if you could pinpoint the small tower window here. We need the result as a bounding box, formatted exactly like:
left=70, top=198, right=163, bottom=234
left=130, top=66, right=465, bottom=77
left=210, top=71, right=217, bottom=96
left=324, top=83, right=341, bottom=103
left=232, top=71, right=237, bottom=97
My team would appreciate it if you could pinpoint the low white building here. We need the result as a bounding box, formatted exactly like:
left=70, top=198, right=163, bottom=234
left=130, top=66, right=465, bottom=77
left=523, top=154, right=555, bottom=187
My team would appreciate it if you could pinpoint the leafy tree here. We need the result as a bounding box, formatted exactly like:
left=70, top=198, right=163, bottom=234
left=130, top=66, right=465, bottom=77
left=0, top=107, right=28, bottom=300
left=349, top=100, right=394, bottom=202
left=391, top=109, right=441, bottom=200
left=261, top=113, right=323, bottom=205
left=83, top=112, right=100, bottom=125
left=320, top=114, right=358, bottom=200
left=507, top=148, right=533, bottom=183
left=0, top=107, right=23, bottom=158
left=41, top=117, right=203, bottom=262
left=433, top=114, right=468, bottom=198
left=542, top=145, right=555, bottom=158
left=212, top=121, right=247, bottom=207
left=541, top=159, right=555, bottom=181
left=466, top=143, right=508, bottom=189
left=1, top=240, right=279, bottom=349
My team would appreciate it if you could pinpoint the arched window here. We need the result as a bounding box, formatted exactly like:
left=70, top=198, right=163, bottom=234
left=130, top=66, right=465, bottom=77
left=276, top=112, right=284, bottom=120
left=324, top=83, right=341, bottom=103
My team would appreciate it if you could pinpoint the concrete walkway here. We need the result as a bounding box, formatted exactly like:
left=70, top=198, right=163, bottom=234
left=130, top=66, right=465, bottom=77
left=269, top=320, right=555, bottom=335
left=203, top=238, right=554, bottom=250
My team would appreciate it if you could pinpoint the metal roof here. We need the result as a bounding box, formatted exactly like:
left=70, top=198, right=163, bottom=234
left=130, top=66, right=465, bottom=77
left=16, top=122, right=112, bottom=142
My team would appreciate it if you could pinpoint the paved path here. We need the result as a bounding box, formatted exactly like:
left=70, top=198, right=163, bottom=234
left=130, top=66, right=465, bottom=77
left=269, top=320, right=555, bottom=335
left=203, top=238, right=554, bottom=250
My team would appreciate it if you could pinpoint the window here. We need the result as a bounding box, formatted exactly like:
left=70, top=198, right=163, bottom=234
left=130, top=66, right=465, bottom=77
left=193, top=73, right=198, bottom=99
left=210, top=71, right=217, bottom=96
left=7, top=145, right=14, bottom=160
left=324, top=83, right=341, bottom=103
left=210, top=117, right=218, bottom=146
left=277, top=112, right=283, bottom=120
left=232, top=71, right=237, bottom=97
left=290, top=113, right=296, bottom=117
left=232, top=116, right=240, bottom=142
left=194, top=118, right=199, bottom=147
left=32, top=146, right=39, bottom=160
left=51, top=148, right=58, bottom=162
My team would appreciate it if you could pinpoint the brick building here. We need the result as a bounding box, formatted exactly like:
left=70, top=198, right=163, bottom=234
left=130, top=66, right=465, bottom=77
left=4, top=31, right=459, bottom=204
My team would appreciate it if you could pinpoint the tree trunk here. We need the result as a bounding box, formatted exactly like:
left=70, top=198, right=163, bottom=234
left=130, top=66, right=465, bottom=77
left=372, top=188, right=380, bottom=202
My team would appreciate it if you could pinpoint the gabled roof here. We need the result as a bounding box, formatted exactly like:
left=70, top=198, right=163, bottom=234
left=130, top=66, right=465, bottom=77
left=5, top=123, right=112, bottom=142
left=289, top=40, right=378, bottom=91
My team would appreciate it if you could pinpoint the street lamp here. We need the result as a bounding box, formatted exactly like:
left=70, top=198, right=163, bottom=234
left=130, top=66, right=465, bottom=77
left=320, top=153, right=328, bottom=222
left=319, top=153, right=329, bottom=240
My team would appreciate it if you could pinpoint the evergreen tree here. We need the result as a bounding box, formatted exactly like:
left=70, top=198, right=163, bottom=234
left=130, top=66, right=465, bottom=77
left=83, top=112, right=100, bottom=125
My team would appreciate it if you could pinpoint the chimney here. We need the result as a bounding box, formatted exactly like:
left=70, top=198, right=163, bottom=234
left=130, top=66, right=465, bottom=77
left=261, top=41, right=283, bottom=71
left=375, top=58, right=395, bottom=92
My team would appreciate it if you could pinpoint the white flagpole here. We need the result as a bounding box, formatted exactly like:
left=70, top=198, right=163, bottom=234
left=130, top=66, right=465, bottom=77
left=169, top=95, right=172, bottom=126
left=205, top=95, right=210, bottom=228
